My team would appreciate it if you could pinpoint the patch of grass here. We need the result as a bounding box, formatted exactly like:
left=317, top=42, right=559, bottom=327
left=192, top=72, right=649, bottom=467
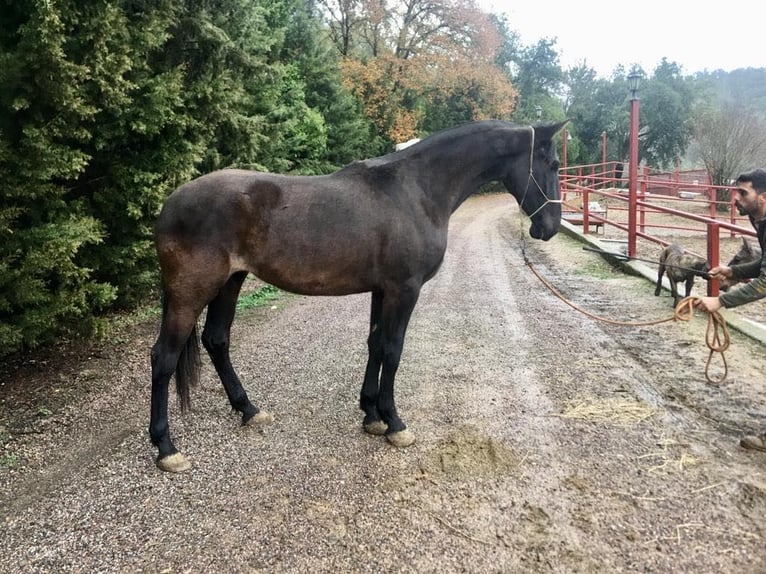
left=573, top=259, right=620, bottom=279
left=236, top=284, right=281, bottom=312
left=109, top=304, right=162, bottom=329
left=0, top=452, right=21, bottom=468
left=0, top=432, right=20, bottom=469
left=94, top=302, right=162, bottom=343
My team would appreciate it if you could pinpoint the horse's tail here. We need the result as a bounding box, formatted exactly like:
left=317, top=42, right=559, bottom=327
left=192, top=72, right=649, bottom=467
left=161, top=290, right=201, bottom=412
left=176, top=323, right=200, bottom=412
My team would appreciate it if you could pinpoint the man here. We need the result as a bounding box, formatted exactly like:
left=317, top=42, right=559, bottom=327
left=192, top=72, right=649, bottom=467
left=696, top=168, right=766, bottom=452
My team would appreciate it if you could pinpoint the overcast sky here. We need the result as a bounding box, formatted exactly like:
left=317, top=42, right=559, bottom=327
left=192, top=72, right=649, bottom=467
left=479, top=0, right=762, bottom=77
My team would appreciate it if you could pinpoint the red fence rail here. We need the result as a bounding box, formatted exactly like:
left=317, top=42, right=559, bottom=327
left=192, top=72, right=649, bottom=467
left=559, top=162, right=757, bottom=297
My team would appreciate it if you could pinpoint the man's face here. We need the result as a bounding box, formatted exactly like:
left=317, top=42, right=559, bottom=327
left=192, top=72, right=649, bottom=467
left=734, top=182, right=763, bottom=216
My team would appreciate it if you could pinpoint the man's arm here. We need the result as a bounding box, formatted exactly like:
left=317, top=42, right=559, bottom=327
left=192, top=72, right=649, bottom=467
left=720, top=255, right=766, bottom=308
left=730, top=258, right=761, bottom=280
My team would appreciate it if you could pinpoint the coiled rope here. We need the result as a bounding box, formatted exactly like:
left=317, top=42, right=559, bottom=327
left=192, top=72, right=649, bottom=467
left=524, top=258, right=730, bottom=385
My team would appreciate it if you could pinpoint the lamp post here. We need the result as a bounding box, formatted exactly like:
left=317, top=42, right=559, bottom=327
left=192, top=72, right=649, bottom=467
left=627, top=71, right=641, bottom=258
left=600, top=131, right=607, bottom=190
left=535, top=105, right=542, bottom=121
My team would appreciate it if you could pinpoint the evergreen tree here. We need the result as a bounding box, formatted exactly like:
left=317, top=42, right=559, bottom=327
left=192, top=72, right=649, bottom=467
left=0, top=0, right=307, bottom=353
left=71, top=1, right=195, bottom=306
left=510, top=38, right=564, bottom=122
left=282, top=0, right=383, bottom=167
left=0, top=1, right=117, bottom=352
left=640, top=59, right=694, bottom=169
left=564, top=65, right=629, bottom=166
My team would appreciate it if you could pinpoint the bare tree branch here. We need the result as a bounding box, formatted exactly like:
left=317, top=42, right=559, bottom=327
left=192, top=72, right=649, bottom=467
left=692, top=102, right=766, bottom=186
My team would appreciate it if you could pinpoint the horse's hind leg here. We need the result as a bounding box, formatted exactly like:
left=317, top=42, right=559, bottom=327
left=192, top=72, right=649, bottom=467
left=360, top=291, right=386, bottom=436
left=150, top=302, right=200, bottom=473
left=201, top=272, right=272, bottom=427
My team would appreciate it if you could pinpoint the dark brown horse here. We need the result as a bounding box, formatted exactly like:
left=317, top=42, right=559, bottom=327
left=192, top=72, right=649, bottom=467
left=150, top=120, right=567, bottom=472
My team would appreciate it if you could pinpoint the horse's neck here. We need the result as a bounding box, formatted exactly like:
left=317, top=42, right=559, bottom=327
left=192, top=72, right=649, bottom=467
left=417, top=139, right=511, bottom=214
left=361, top=123, right=528, bottom=219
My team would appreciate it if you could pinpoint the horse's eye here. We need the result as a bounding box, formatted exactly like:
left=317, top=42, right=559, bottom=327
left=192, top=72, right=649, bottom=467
left=551, top=160, right=561, bottom=171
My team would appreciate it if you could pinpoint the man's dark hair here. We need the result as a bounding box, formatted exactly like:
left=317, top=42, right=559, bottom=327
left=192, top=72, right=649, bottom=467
left=736, top=168, right=766, bottom=193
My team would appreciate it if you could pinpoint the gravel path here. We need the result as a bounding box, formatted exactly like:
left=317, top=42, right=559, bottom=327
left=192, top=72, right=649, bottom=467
left=1, top=193, right=765, bottom=573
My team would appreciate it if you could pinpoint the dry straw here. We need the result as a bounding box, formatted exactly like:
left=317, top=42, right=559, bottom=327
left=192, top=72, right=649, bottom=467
left=558, top=398, right=657, bottom=425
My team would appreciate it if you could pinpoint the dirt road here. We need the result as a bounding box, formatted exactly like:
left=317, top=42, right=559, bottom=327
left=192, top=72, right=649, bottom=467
left=1, top=193, right=764, bottom=573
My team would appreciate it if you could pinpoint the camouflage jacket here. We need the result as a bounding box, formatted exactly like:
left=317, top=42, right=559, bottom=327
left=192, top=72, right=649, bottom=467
left=720, top=218, right=766, bottom=308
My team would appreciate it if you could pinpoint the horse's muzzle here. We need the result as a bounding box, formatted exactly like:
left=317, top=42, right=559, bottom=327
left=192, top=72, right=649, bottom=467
left=529, top=222, right=557, bottom=241
left=529, top=212, right=561, bottom=241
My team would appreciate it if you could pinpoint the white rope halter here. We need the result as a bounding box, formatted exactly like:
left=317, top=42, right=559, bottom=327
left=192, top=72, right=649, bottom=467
left=517, top=125, right=563, bottom=259
left=518, top=126, right=562, bottom=219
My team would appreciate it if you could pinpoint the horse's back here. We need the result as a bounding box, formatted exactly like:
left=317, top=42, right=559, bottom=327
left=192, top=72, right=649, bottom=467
left=157, top=170, right=285, bottom=227
left=157, top=166, right=422, bottom=243
left=154, top=168, right=444, bottom=296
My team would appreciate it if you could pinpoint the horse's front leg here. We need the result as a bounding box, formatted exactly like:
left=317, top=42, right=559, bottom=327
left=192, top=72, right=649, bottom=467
left=360, top=291, right=386, bottom=435
left=376, top=284, right=420, bottom=447
left=201, top=272, right=272, bottom=427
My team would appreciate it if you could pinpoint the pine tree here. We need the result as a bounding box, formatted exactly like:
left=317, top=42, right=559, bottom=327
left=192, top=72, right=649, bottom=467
left=0, top=1, right=116, bottom=352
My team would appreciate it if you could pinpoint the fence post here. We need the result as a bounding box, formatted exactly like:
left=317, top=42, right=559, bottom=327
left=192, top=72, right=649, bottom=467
left=639, top=166, right=648, bottom=234
left=707, top=221, right=720, bottom=297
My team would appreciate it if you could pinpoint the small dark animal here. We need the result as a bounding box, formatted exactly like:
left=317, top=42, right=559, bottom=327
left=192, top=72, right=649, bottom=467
left=719, top=237, right=762, bottom=292
left=654, top=243, right=710, bottom=307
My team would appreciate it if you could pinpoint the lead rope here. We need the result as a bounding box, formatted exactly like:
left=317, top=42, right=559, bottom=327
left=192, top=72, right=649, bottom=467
left=513, top=126, right=729, bottom=384
left=517, top=127, right=534, bottom=263
left=674, top=297, right=730, bottom=385
left=524, top=256, right=731, bottom=384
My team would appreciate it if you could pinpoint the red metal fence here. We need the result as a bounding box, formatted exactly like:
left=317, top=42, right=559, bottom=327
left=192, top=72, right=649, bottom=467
left=559, top=162, right=757, bottom=296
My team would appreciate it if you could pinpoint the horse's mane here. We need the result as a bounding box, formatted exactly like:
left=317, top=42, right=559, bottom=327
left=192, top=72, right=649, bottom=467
left=396, top=120, right=522, bottom=156
left=337, top=120, right=524, bottom=176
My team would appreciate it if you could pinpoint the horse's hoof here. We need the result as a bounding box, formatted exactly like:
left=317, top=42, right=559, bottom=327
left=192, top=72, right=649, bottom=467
left=156, top=452, right=192, bottom=473
left=386, top=429, right=416, bottom=448
left=363, top=420, right=387, bottom=436
left=245, top=410, right=274, bottom=426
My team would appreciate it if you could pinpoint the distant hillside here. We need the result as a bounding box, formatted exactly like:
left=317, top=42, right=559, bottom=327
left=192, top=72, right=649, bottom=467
left=700, top=67, right=766, bottom=114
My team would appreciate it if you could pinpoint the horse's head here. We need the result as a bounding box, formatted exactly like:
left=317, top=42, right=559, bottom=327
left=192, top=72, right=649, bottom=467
left=502, top=121, right=568, bottom=241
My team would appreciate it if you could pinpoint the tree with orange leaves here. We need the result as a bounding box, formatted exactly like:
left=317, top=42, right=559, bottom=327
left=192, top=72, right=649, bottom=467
left=321, top=0, right=517, bottom=144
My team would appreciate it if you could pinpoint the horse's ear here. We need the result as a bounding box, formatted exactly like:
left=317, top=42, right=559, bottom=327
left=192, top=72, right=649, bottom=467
left=535, top=119, right=570, bottom=141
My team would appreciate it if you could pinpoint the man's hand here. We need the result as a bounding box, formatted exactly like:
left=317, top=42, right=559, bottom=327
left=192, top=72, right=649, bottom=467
left=695, top=296, right=723, bottom=313
left=708, top=265, right=733, bottom=280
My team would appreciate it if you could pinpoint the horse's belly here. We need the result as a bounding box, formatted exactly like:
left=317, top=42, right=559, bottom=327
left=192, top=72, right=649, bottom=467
left=245, top=247, right=376, bottom=296
left=234, top=217, right=446, bottom=296
left=259, top=268, right=374, bottom=296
